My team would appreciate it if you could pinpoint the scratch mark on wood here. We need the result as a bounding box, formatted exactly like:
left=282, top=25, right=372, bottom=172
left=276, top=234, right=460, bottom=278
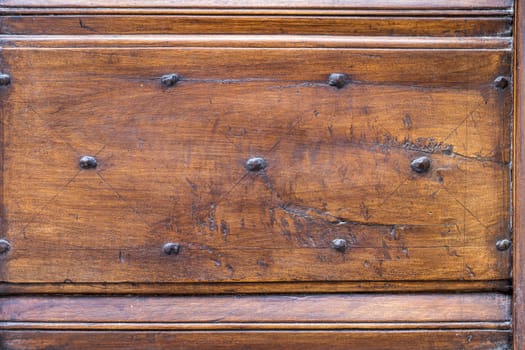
left=359, top=202, right=370, bottom=220
left=220, top=219, right=229, bottom=239
left=465, top=264, right=476, bottom=278
left=97, top=172, right=153, bottom=229
left=381, top=239, right=392, bottom=260
left=78, top=19, right=97, bottom=32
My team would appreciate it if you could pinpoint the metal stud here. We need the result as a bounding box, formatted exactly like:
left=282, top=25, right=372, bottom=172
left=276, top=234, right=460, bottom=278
left=161, top=74, right=180, bottom=87
left=410, top=156, right=431, bottom=174
left=79, top=156, right=98, bottom=169
left=496, top=239, right=511, bottom=251
left=0, top=73, right=11, bottom=86
left=331, top=238, right=348, bottom=252
left=245, top=157, right=267, bottom=172
left=328, top=73, right=350, bottom=89
left=493, top=76, right=509, bottom=90
left=0, top=239, right=11, bottom=254
left=162, top=242, right=181, bottom=255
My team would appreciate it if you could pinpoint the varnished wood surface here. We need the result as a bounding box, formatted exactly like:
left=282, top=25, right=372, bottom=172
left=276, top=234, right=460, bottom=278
left=514, top=0, right=525, bottom=348
left=0, top=280, right=512, bottom=294
left=0, top=9, right=514, bottom=16
left=0, top=16, right=512, bottom=36
left=0, top=35, right=512, bottom=49
left=0, top=2, right=519, bottom=348
left=0, top=0, right=513, bottom=10
left=0, top=330, right=512, bottom=350
left=0, top=322, right=512, bottom=331
left=0, top=46, right=511, bottom=284
left=0, top=294, right=511, bottom=323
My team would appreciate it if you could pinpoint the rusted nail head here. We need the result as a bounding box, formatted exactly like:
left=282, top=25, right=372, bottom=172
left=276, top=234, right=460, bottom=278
left=245, top=157, right=267, bottom=172
left=331, top=238, right=348, bottom=252
left=410, top=156, right=431, bottom=173
left=328, top=73, right=350, bottom=89
left=79, top=155, right=97, bottom=169
left=493, top=76, right=509, bottom=90
left=161, top=74, right=180, bottom=87
left=0, top=73, right=11, bottom=86
left=162, top=242, right=181, bottom=255
left=496, top=239, right=511, bottom=251
left=0, top=239, right=11, bottom=254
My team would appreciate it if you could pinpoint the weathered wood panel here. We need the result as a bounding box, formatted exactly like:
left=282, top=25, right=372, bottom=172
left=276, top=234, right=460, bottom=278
left=0, top=0, right=513, bottom=10
left=0, top=330, right=512, bottom=350
left=0, top=294, right=511, bottom=323
left=514, top=0, right=525, bottom=348
left=0, top=280, right=512, bottom=295
left=0, top=15, right=512, bottom=36
left=0, top=47, right=511, bottom=283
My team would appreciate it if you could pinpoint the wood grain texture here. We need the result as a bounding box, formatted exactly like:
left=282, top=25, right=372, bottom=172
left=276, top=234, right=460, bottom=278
left=0, top=330, right=512, bottom=350
left=0, top=294, right=511, bottom=323
left=0, top=322, right=512, bottom=331
left=0, top=280, right=512, bottom=294
left=0, top=9, right=514, bottom=16
left=0, top=0, right=513, bottom=10
left=0, top=35, right=512, bottom=49
left=514, top=0, right=525, bottom=348
left=0, top=46, right=511, bottom=284
left=0, top=15, right=512, bottom=36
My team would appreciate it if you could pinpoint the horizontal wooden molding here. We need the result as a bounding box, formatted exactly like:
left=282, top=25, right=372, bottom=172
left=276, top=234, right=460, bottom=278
left=0, top=294, right=511, bottom=324
left=0, top=330, right=512, bottom=350
left=0, top=14, right=512, bottom=37
left=0, top=35, right=512, bottom=49
left=0, top=9, right=515, bottom=16
left=0, top=0, right=513, bottom=10
left=0, top=281, right=512, bottom=294
left=0, top=321, right=513, bottom=331
left=0, top=15, right=512, bottom=37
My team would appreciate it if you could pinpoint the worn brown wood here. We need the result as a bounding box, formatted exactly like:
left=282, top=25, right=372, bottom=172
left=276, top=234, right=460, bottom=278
left=0, top=3, right=518, bottom=349
left=0, top=8, right=514, bottom=17
left=514, top=0, right=525, bottom=349
left=0, top=45, right=511, bottom=284
left=0, top=15, right=512, bottom=36
left=0, top=294, right=511, bottom=323
left=0, top=0, right=513, bottom=10
left=0, top=280, right=512, bottom=295
left=0, top=35, right=512, bottom=49
left=0, top=330, right=512, bottom=350
left=0, top=321, right=513, bottom=331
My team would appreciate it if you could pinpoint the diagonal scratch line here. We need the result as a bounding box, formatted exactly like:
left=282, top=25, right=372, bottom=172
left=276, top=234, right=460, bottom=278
left=266, top=112, right=314, bottom=155
left=20, top=169, right=82, bottom=239
left=96, top=172, right=153, bottom=229
left=442, top=186, right=493, bottom=235
left=199, top=172, right=250, bottom=227
left=442, top=101, right=483, bottom=144
left=223, top=133, right=243, bottom=153
left=376, top=178, right=410, bottom=208
left=208, top=172, right=250, bottom=209
left=17, top=145, right=107, bottom=238
left=94, top=144, right=107, bottom=157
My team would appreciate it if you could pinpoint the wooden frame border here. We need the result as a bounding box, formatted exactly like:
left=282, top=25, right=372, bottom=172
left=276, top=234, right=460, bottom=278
left=514, top=0, right=525, bottom=348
